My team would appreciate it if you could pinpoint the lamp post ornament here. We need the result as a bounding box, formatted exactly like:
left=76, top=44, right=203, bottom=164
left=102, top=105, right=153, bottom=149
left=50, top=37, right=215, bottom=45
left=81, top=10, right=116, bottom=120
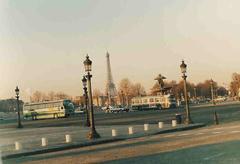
left=180, top=60, right=193, bottom=124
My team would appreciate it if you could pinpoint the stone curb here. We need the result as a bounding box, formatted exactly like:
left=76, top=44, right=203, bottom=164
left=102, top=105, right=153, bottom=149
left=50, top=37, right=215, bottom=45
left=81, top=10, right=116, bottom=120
left=2, top=123, right=205, bottom=160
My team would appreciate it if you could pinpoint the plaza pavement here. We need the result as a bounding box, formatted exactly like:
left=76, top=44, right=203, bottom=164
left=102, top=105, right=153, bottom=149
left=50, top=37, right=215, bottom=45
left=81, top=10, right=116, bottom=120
left=15, top=121, right=240, bottom=164
left=0, top=122, right=204, bottom=160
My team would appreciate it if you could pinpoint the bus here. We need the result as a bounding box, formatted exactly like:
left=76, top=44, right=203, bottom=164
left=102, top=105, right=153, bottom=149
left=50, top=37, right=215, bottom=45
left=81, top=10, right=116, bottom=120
left=23, top=99, right=75, bottom=120
left=131, top=94, right=176, bottom=111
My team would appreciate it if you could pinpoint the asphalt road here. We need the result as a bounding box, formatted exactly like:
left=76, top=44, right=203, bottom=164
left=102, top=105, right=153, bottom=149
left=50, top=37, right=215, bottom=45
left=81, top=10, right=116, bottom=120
left=2, top=101, right=240, bottom=164
left=1, top=101, right=240, bottom=129
left=6, top=121, right=240, bottom=164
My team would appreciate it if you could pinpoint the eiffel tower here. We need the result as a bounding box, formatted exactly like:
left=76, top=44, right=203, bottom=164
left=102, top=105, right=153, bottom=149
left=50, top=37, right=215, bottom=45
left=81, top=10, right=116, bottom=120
left=106, top=52, right=117, bottom=106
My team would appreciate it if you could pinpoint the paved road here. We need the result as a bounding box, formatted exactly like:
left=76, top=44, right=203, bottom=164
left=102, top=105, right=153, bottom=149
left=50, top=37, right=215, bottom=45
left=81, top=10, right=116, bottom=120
left=1, top=101, right=240, bottom=129
left=0, top=123, right=192, bottom=155
left=5, top=121, right=240, bottom=164
left=2, top=101, right=240, bottom=164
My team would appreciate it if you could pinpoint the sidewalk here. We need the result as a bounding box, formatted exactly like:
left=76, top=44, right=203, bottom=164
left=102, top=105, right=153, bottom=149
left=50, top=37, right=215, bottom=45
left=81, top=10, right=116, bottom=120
left=1, top=123, right=205, bottom=160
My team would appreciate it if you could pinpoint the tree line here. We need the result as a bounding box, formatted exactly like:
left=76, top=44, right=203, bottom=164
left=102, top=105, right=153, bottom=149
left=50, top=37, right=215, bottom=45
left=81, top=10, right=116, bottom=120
left=3, top=72, right=240, bottom=112
left=30, top=91, right=71, bottom=102
left=117, top=78, right=228, bottom=103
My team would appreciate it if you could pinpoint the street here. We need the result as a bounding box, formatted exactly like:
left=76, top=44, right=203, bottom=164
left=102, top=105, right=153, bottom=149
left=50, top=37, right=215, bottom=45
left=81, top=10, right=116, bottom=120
left=1, top=101, right=240, bottom=129
left=2, top=101, right=240, bottom=164
left=5, top=121, right=240, bottom=164
left=2, top=1, right=240, bottom=163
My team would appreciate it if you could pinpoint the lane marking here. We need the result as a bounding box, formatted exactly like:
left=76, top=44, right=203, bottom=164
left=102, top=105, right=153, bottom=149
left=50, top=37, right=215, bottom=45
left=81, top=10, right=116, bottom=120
left=212, top=127, right=223, bottom=130
left=178, top=133, right=189, bottom=136
left=212, top=131, right=223, bottom=134
left=163, top=134, right=176, bottom=138
left=229, top=130, right=240, bottom=133
left=195, top=133, right=204, bottom=136
left=203, top=153, right=225, bottom=161
left=200, top=125, right=240, bottom=132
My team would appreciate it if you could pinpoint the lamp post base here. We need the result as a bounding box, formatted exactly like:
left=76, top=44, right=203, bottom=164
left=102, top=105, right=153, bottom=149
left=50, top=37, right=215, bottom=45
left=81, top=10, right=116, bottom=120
left=87, top=129, right=101, bottom=139
left=17, top=124, right=23, bottom=129
left=184, top=118, right=193, bottom=125
left=214, top=111, right=219, bottom=125
left=84, top=121, right=90, bottom=127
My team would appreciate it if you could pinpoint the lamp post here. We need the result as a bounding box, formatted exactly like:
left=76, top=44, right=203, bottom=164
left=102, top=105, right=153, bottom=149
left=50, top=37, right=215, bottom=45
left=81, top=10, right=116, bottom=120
left=82, top=76, right=90, bottom=127
left=121, top=90, right=124, bottom=106
left=210, top=79, right=216, bottom=106
left=83, top=55, right=100, bottom=139
left=180, top=60, right=193, bottom=124
left=15, top=86, right=23, bottom=128
left=194, top=87, right=197, bottom=99
left=210, top=79, right=219, bottom=124
left=194, top=87, right=197, bottom=104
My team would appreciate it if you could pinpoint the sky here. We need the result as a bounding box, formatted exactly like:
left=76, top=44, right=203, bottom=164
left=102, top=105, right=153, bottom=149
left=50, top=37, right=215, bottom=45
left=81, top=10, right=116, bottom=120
left=0, top=0, right=240, bottom=101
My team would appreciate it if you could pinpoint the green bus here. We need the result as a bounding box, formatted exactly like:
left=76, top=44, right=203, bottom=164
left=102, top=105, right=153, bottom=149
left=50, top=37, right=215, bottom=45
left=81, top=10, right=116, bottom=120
left=23, top=99, right=75, bottom=120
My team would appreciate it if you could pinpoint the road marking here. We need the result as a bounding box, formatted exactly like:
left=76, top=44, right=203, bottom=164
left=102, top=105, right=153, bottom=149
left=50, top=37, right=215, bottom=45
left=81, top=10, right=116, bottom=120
left=222, top=125, right=240, bottom=129
left=195, top=133, right=204, bottom=136
left=163, top=134, right=176, bottom=138
left=178, top=133, right=189, bottom=136
left=213, top=127, right=223, bottom=130
left=212, top=131, right=223, bottom=134
left=203, top=153, right=225, bottom=161
left=201, top=125, right=240, bottom=132
left=229, top=130, right=240, bottom=133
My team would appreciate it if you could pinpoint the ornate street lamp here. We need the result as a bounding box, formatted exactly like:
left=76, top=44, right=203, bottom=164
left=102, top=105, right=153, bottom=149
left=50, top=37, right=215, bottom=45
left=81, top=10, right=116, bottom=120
left=83, top=55, right=100, bottom=139
left=194, top=87, right=197, bottom=100
left=82, top=76, right=90, bottom=127
left=210, top=79, right=216, bottom=106
left=15, top=86, right=23, bottom=128
left=210, top=79, right=219, bottom=124
left=180, top=60, right=193, bottom=124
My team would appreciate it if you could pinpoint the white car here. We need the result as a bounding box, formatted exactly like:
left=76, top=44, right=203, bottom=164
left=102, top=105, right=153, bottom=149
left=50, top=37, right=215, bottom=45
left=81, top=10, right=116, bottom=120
left=102, top=106, right=129, bottom=113
left=74, top=107, right=85, bottom=114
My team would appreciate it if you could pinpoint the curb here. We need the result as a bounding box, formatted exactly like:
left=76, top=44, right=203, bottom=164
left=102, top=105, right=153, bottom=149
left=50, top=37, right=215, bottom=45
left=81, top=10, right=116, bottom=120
left=2, top=123, right=205, bottom=160
left=2, top=138, right=124, bottom=160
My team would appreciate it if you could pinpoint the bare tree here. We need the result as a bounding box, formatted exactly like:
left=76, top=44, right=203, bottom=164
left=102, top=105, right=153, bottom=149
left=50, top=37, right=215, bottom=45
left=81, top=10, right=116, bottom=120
left=118, top=78, right=134, bottom=106
left=195, top=80, right=217, bottom=98
left=48, top=91, right=56, bottom=101
left=93, top=89, right=102, bottom=107
left=132, top=83, right=146, bottom=97
left=31, top=91, right=43, bottom=102
left=150, top=82, right=161, bottom=95
left=31, top=91, right=72, bottom=102
left=230, top=73, right=240, bottom=97
left=55, top=92, right=69, bottom=100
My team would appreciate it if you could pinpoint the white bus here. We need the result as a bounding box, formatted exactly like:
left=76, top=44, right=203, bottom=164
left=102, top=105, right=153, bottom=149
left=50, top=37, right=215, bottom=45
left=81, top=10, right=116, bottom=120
left=23, top=99, right=75, bottom=120
left=131, top=94, right=176, bottom=111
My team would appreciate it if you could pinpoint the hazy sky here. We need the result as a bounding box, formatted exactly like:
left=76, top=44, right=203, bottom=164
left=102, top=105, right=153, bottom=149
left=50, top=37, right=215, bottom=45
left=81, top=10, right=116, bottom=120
left=0, top=0, right=239, bottom=101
